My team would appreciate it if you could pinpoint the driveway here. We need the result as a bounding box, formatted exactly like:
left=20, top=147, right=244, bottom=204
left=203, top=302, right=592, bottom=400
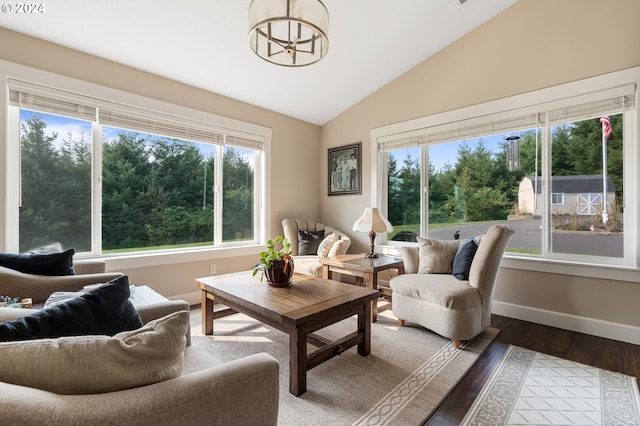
left=423, top=219, right=623, bottom=258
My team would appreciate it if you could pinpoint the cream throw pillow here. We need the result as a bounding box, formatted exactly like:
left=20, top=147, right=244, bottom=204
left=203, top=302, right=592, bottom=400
left=416, top=236, right=460, bottom=274
left=327, top=237, right=349, bottom=257
left=0, top=310, right=189, bottom=394
left=317, top=233, right=339, bottom=257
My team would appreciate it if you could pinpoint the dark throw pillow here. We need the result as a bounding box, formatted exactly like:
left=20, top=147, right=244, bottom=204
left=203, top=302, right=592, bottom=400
left=298, top=230, right=325, bottom=256
left=0, top=248, right=76, bottom=276
left=0, top=275, right=143, bottom=342
left=452, top=237, right=479, bottom=280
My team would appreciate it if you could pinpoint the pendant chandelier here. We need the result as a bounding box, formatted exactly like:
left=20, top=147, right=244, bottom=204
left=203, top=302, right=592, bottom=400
left=248, top=0, right=329, bottom=67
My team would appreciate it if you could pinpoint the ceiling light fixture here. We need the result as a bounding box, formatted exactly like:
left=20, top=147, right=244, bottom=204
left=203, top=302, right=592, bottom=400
left=248, top=0, right=329, bottom=67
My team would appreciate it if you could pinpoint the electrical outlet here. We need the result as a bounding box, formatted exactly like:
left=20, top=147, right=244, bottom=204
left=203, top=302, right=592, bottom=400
left=209, top=263, right=217, bottom=274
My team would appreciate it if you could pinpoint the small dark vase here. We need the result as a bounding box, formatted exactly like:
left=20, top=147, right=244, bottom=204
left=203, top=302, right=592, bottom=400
left=265, top=259, right=294, bottom=287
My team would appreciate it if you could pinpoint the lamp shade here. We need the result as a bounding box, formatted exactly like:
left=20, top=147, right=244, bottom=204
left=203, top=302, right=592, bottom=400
left=352, top=208, right=393, bottom=234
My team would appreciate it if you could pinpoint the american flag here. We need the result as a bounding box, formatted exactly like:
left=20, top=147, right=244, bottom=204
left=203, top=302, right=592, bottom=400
left=600, top=116, right=612, bottom=140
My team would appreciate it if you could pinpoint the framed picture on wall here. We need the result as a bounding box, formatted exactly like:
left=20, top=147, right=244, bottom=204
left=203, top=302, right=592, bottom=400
left=328, top=142, right=361, bottom=196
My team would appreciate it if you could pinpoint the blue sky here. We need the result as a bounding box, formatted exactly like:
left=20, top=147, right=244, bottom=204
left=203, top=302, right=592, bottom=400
left=22, top=109, right=530, bottom=171
left=21, top=109, right=92, bottom=146
left=20, top=109, right=238, bottom=160
left=392, top=131, right=532, bottom=172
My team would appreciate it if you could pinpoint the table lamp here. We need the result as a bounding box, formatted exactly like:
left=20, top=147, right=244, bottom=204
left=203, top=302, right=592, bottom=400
left=352, top=207, right=393, bottom=258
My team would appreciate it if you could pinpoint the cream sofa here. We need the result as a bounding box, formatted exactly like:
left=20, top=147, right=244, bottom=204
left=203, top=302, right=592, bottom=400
left=282, top=218, right=352, bottom=277
left=0, top=300, right=280, bottom=425
left=390, top=225, right=514, bottom=349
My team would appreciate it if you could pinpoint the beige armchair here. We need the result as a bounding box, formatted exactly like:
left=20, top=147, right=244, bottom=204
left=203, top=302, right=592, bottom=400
left=390, top=225, right=514, bottom=349
left=282, top=218, right=352, bottom=277
left=0, top=301, right=280, bottom=426
left=0, top=259, right=124, bottom=305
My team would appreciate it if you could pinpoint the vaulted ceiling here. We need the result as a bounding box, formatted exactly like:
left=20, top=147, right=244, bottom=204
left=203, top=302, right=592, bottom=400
left=0, top=0, right=518, bottom=125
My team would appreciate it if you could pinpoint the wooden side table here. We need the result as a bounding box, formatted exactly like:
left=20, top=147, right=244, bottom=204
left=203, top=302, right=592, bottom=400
left=320, top=254, right=405, bottom=322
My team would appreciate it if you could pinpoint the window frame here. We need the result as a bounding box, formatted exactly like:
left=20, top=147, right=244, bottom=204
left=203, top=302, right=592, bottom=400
left=1, top=60, right=272, bottom=263
left=370, top=67, right=640, bottom=281
left=551, top=193, right=565, bottom=206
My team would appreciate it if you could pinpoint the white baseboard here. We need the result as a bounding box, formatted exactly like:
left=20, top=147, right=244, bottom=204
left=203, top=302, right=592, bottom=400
left=168, top=290, right=201, bottom=306
left=492, top=301, right=640, bottom=345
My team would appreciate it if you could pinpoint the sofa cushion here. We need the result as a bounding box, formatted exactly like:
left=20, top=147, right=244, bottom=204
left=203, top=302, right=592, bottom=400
left=0, top=275, right=142, bottom=342
left=416, top=237, right=460, bottom=274
left=390, top=274, right=481, bottom=310
left=317, top=233, right=339, bottom=257
left=298, top=230, right=325, bottom=256
left=0, top=248, right=75, bottom=276
left=452, top=237, right=479, bottom=280
left=0, top=310, right=189, bottom=394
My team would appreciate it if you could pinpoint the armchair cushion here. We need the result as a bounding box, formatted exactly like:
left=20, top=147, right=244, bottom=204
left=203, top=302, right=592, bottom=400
left=391, top=273, right=481, bottom=309
left=416, top=236, right=460, bottom=274
left=0, top=248, right=75, bottom=276
left=0, top=275, right=142, bottom=342
left=0, top=310, right=189, bottom=395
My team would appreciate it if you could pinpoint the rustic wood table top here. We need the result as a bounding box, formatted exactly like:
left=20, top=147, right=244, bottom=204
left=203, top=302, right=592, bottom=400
left=319, top=254, right=404, bottom=273
left=195, top=271, right=379, bottom=396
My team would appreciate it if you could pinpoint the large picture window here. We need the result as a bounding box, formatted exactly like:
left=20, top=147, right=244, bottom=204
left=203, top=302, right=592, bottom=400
left=9, top=79, right=267, bottom=256
left=374, top=71, right=637, bottom=268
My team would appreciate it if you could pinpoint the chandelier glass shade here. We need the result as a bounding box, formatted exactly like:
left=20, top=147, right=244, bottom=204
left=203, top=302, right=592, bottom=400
left=248, top=0, right=329, bottom=67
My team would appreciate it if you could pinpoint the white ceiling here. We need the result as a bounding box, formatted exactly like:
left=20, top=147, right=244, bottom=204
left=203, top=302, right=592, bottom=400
left=0, top=0, right=518, bottom=125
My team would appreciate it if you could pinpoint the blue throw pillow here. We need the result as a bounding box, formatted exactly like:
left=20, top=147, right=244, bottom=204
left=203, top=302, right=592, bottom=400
left=0, top=275, right=143, bottom=342
left=0, top=248, right=76, bottom=276
left=298, top=230, right=325, bottom=255
left=452, top=237, right=478, bottom=280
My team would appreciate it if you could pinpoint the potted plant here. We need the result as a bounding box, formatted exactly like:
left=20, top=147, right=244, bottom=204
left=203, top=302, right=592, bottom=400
left=252, top=236, right=294, bottom=286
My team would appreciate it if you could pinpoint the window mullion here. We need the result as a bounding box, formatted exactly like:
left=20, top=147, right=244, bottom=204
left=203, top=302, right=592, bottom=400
left=541, top=114, right=552, bottom=256
left=421, top=146, right=429, bottom=238
left=5, top=105, right=21, bottom=252
left=92, top=122, right=102, bottom=256
left=213, top=143, right=224, bottom=246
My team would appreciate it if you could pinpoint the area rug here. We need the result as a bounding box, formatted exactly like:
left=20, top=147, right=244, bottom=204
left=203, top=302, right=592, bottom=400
left=190, top=303, right=498, bottom=426
left=460, top=345, right=640, bottom=425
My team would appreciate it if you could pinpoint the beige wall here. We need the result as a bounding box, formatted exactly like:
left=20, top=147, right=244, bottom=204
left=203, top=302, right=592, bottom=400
left=320, top=0, right=640, bottom=332
left=0, top=27, right=321, bottom=301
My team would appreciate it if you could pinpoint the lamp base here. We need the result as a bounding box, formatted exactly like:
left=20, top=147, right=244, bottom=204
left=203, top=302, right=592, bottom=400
left=366, top=231, right=379, bottom=258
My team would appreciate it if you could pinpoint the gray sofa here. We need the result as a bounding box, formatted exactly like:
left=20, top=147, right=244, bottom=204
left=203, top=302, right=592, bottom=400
left=390, top=225, right=514, bottom=349
left=0, top=300, right=280, bottom=425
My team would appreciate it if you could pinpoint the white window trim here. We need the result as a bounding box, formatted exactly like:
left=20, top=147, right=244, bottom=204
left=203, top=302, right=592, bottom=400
left=551, top=193, right=565, bottom=206
left=1, top=59, right=272, bottom=264
left=370, top=66, right=640, bottom=282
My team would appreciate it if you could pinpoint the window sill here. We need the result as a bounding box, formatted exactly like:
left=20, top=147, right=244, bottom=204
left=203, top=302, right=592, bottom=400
left=500, top=256, right=640, bottom=283
left=78, top=245, right=264, bottom=271
left=377, top=244, right=640, bottom=283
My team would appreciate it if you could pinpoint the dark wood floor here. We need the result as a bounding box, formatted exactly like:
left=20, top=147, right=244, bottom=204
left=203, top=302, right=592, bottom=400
left=424, top=314, right=640, bottom=425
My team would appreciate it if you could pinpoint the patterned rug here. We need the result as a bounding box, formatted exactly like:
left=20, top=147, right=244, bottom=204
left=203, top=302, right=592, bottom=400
left=190, top=303, right=498, bottom=426
left=461, top=345, right=640, bottom=425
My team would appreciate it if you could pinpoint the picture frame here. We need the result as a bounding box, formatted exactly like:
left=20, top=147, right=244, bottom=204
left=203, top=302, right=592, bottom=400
left=328, top=142, right=361, bottom=196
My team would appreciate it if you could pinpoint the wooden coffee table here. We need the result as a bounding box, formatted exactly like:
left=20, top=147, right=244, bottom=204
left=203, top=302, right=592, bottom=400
left=195, top=272, right=379, bottom=396
left=320, top=254, right=405, bottom=322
